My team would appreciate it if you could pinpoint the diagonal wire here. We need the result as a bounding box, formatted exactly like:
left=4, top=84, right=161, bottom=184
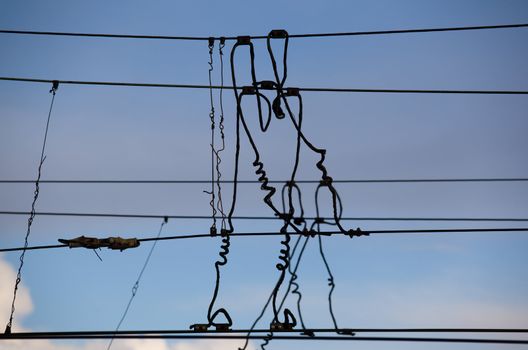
left=4, top=82, right=58, bottom=334
left=106, top=218, right=168, bottom=350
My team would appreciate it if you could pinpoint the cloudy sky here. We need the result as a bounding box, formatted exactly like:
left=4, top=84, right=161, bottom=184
left=1, top=1, right=528, bottom=349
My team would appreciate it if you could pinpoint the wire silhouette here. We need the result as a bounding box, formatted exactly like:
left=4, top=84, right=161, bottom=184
left=191, top=38, right=233, bottom=332
left=214, top=37, right=227, bottom=232
left=4, top=81, right=59, bottom=335
left=2, top=227, right=527, bottom=253
left=1, top=23, right=527, bottom=41
left=2, top=210, right=527, bottom=222
left=203, top=37, right=218, bottom=235
left=106, top=218, right=168, bottom=350
left=2, top=332, right=528, bottom=344
left=2, top=77, right=528, bottom=94
left=313, top=183, right=355, bottom=336
left=2, top=177, right=528, bottom=184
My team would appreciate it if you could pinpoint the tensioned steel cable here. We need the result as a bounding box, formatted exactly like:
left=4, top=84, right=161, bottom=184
left=1, top=227, right=527, bottom=253
left=0, top=23, right=527, bottom=41
left=1, top=333, right=527, bottom=344
left=1, top=211, right=527, bottom=222
left=106, top=218, right=168, bottom=350
left=2, top=177, right=528, bottom=184
left=4, top=81, right=59, bottom=335
left=2, top=76, right=527, bottom=94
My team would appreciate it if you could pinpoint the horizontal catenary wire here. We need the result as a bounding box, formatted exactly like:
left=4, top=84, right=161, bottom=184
left=7, top=327, right=528, bottom=335
left=1, top=227, right=527, bottom=253
left=1, top=177, right=528, bottom=184
left=1, top=23, right=527, bottom=41
left=1, top=333, right=526, bottom=344
left=1, top=211, right=527, bottom=222
left=1, top=77, right=527, bottom=94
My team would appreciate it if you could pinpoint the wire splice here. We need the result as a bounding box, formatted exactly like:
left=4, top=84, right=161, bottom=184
left=58, top=236, right=140, bottom=251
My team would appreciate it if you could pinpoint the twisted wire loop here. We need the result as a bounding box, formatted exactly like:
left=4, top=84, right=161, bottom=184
left=314, top=184, right=354, bottom=336
left=227, top=35, right=303, bottom=350
left=266, top=30, right=365, bottom=239
left=192, top=37, right=233, bottom=332
left=204, top=37, right=218, bottom=236
left=239, top=228, right=310, bottom=350
left=4, top=81, right=59, bottom=335
left=107, top=217, right=168, bottom=350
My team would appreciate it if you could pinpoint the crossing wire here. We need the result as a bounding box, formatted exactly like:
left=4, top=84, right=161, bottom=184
left=1, top=227, right=527, bottom=253
left=1, top=211, right=527, bottom=222
left=0, top=23, right=527, bottom=41
left=1, top=77, right=527, bottom=94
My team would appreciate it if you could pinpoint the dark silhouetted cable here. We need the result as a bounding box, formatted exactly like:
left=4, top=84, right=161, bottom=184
left=1, top=211, right=527, bottom=222
left=1, top=178, right=528, bottom=184
left=1, top=332, right=527, bottom=344
left=1, top=227, right=527, bottom=253
left=1, top=23, right=527, bottom=41
left=1, top=77, right=527, bottom=94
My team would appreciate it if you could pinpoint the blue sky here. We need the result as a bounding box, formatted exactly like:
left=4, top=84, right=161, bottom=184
left=1, top=1, right=528, bottom=349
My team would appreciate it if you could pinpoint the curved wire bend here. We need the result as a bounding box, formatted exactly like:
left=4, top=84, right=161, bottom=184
left=266, top=29, right=364, bottom=239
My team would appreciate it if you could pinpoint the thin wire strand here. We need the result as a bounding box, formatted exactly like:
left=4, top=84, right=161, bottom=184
left=106, top=218, right=167, bottom=350
left=1, top=23, right=527, bottom=41
left=1, top=227, right=527, bottom=253
left=204, top=38, right=217, bottom=232
left=1, top=77, right=527, bottom=94
left=1, top=211, right=527, bottom=222
left=4, top=84, right=58, bottom=334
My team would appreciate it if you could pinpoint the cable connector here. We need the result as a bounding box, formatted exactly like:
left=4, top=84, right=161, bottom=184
left=347, top=228, right=369, bottom=238
left=241, top=86, right=256, bottom=95
left=208, top=37, right=215, bottom=50
left=319, top=177, right=333, bottom=187
left=50, top=80, right=59, bottom=94
left=286, top=87, right=300, bottom=96
left=236, top=36, right=251, bottom=45
left=269, top=29, right=289, bottom=39
left=210, top=226, right=218, bottom=236
left=257, top=80, right=277, bottom=90
left=58, top=236, right=140, bottom=251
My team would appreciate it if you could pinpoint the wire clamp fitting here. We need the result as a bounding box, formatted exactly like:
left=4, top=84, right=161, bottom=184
left=236, top=36, right=251, bottom=45
left=257, top=80, right=276, bottom=90
left=190, top=324, right=209, bottom=332
left=241, top=86, right=256, bottom=95
left=347, top=228, right=369, bottom=238
left=285, top=87, right=300, bottom=96
left=210, top=226, right=218, bottom=236
left=270, top=309, right=297, bottom=331
left=269, top=29, right=289, bottom=39
left=50, top=80, right=59, bottom=94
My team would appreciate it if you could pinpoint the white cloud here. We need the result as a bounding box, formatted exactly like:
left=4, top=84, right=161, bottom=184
left=0, top=255, right=33, bottom=332
left=0, top=254, right=253, bottom=350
